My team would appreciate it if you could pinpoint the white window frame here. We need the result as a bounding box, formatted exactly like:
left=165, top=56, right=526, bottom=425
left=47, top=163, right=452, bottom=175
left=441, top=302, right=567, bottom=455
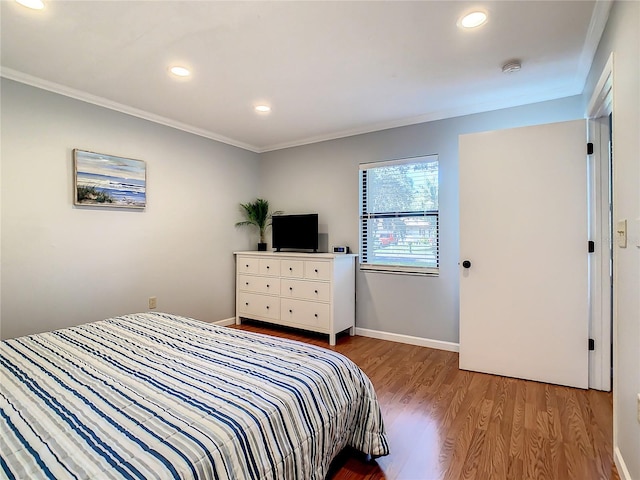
left=359, top=155, right=439, bottom=276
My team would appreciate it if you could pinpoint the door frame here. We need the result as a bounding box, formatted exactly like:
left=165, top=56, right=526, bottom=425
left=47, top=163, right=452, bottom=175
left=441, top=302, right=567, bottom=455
left=586, top=53, right=613, bottom=391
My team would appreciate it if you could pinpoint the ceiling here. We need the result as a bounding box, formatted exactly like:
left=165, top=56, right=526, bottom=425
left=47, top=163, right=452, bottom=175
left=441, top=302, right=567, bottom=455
left=0, top=1, right=611, bottom=153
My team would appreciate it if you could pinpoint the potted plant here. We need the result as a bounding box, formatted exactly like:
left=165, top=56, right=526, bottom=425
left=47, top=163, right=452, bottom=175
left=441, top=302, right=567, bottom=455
left=235, top=199, right=283, bottom=251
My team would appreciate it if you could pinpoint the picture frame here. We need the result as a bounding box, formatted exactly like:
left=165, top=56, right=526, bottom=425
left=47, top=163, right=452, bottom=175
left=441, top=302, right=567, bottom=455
left=73, top=149, right=146, bottom=209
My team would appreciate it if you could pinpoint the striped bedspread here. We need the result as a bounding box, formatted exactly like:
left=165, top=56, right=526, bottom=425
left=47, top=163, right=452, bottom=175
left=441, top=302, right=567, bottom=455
left=1, top=312, right=389, bottom=479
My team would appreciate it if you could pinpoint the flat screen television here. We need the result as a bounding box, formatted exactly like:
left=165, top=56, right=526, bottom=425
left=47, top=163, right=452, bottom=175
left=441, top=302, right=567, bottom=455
left=272, top=214, right=319, bottom=252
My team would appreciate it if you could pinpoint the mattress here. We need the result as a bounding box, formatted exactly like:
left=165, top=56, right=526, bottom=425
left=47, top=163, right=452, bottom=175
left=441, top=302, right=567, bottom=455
left=0, top=312, right=388, bottom=479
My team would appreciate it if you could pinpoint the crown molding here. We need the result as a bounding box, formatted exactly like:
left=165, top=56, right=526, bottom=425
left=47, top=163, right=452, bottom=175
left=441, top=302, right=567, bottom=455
left=575, top=0, right=613, bottom=92
left=1, top=67, right=587, bottom=155
left=258, top=85, right=581, bottom=152
left=0, top=67, right=261, bottom=153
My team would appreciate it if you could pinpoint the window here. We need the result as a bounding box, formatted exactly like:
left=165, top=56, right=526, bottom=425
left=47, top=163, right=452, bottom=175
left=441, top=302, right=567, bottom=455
left=359, top=155, right=439, bottom=275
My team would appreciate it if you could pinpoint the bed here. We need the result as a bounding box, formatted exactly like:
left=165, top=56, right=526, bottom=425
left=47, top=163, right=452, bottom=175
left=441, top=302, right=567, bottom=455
left=0, top=312, right=389, bottom=479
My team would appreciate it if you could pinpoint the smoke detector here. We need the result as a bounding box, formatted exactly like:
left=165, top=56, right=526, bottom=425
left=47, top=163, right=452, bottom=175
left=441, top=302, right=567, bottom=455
left=502, top=60, right=522, bottom=74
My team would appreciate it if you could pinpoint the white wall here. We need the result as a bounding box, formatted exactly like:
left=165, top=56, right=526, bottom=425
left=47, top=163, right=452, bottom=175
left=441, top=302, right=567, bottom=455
left=259, top=96, right=583, bottom=343
left=583, top=1, right=640, bottom=478
left=1, top=79, right=260, bottom=339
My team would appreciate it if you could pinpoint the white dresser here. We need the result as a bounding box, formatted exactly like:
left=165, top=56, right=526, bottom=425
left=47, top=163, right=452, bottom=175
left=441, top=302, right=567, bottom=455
left=234, top=251, right=357, bottom=345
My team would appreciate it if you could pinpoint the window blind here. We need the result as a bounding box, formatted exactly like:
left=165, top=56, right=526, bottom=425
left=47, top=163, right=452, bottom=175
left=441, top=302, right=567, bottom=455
left=359, top=155, right=439, bottom=275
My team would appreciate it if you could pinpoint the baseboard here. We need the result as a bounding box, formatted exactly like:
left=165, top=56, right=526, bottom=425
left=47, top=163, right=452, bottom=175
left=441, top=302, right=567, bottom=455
left=614, top=446, right=632, bottom=480
left=355, top=327, right=459, bottom=352
left=215, top=319, right=459, bottom=351
left=212, top=317, right=236, bottom=327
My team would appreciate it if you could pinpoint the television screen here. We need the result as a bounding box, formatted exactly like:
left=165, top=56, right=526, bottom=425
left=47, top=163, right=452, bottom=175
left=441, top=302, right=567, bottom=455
left=272, top=214, right=319, bottom=252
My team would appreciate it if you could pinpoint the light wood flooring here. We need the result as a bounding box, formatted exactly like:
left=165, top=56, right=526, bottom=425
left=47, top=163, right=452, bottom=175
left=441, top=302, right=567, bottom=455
left=232, top=321, right=619, bottom=480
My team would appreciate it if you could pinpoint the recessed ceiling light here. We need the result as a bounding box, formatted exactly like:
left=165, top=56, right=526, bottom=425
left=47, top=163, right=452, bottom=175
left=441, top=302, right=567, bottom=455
left=458, top=11, right=488, bottom=29
left=169, top=66, right=191, bottom=77
left=15, top=0, right=44, bottom=10
left=255, top=105, right=271, bottom=113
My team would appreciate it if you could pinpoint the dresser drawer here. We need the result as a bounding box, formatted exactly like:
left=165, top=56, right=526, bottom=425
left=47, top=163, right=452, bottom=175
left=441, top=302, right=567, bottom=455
left=237, top=257, right=259, bottom=275
left=238, top=275, right=280, bottom=295
left=281, top=260, right=304, bottom=278
left=281, top=279, right=330, bottom=302
left=259, top=258, right=280, bottom=276
left=281, top=298, right=330, bottom=329
left=304, top=260, right=331, bottom=280
left=238, top=292, right=280, bottom=320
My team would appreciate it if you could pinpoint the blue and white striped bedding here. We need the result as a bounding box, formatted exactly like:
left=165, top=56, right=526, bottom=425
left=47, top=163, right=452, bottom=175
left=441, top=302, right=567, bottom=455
left=0, top=312, right=389, bottom=479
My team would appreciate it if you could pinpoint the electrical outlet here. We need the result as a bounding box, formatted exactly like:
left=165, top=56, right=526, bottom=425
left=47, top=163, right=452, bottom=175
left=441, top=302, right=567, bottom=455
left=148, top=296, right=157, bottom=309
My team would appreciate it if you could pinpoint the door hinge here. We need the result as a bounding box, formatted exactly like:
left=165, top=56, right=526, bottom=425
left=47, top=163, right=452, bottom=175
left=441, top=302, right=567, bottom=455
left=588, top=240, right=595, bottom=253
left=589, top=338, right=595, bottom=351
left=587, top=142, right=594, bottom=155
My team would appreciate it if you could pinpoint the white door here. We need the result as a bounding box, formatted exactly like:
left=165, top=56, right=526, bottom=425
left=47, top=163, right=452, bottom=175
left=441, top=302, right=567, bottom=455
left=459, top=120, right=589, bottom=389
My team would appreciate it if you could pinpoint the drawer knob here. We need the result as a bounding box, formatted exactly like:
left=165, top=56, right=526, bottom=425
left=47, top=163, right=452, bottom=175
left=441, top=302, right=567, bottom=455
left=314, top=313, right=318, bottom=317
left=289, top=287, right=293, bottom=291
left=314, top=290, right=318, bottom=294
left=245, top=302, right=249, bottom=306
left=266, top=284, right=270, bottom=288
left=266, top=266, right=270, bottom=269
left=314, top=269, right=318, bottom=273
left=245, top=282, right=249, bottom=285
left=266, top=306, right=269, bottom=309
left=289, top=309, right=292, bottom=313
left=246, top=264, right=249, bottom=267
left=289, top=267, right=293, bottom=271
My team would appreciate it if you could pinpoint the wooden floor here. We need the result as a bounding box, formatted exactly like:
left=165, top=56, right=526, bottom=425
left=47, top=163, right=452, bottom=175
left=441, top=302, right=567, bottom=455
left=232, top=321, right=619, bottom=480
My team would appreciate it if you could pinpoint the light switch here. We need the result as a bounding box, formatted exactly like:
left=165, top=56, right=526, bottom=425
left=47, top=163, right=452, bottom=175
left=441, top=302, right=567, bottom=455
left=616, top=219, right=627, bottom=248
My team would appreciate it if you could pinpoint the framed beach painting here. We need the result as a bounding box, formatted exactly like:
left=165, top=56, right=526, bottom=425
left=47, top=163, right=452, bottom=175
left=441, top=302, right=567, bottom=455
left=74, top=149, right=146, bottom=209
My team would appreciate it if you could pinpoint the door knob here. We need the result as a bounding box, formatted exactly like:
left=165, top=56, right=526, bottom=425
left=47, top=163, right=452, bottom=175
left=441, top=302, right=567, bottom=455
left=462, top=260, right=471, bottom=268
